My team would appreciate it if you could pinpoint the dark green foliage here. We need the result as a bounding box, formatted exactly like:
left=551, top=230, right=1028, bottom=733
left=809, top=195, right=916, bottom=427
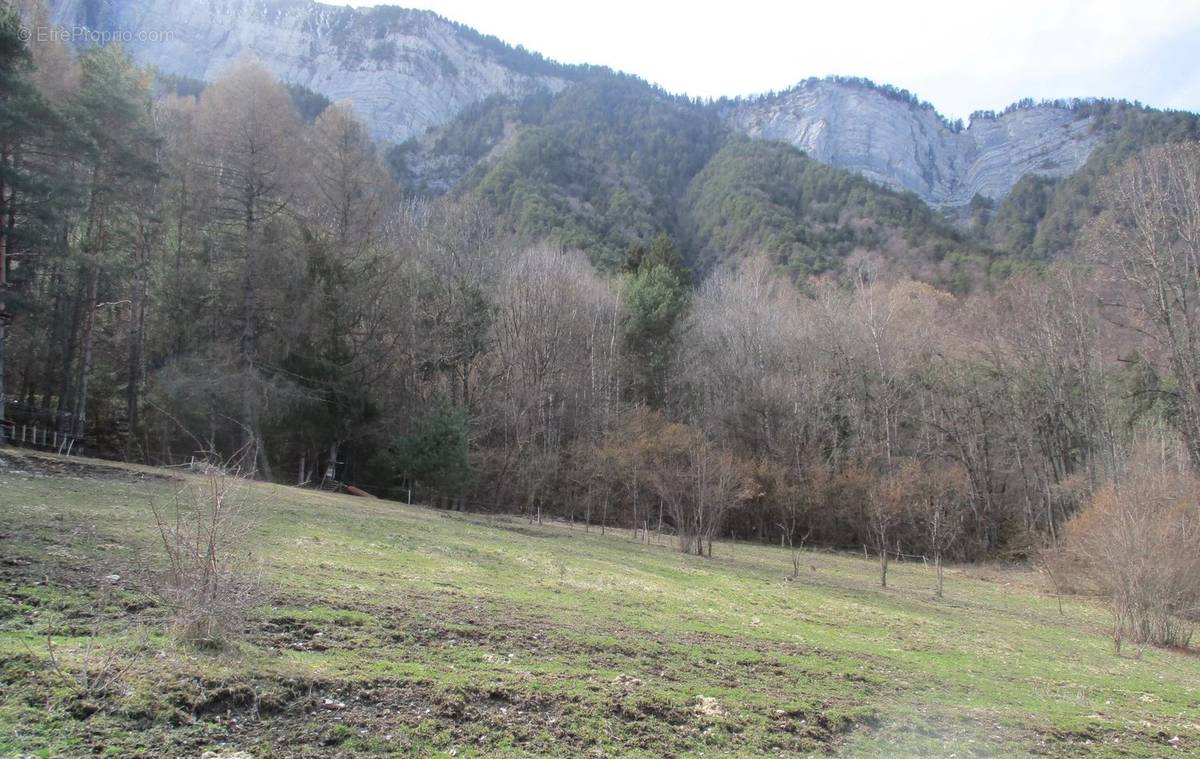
left=423, top=78, right=1200, bottom=283
left=979, top=174, right=1058, bottom=257
left=1, top=7, right=77, bottom=308
left=151, top=70, right=206, bottom=98
left=623, top=236, right=691, bottom=406
left=432, top=92, right=554, bottom=163
left=625, top=232, right=688, bottom=276
left=74, top=45, right=160, bottom=182
left=0, top=3, right=25, bottom=70
left=384, top=140, right=417, bottom=187
left=681, top=138, right=972, bottom=279
left=989, top=103, right=1200, bottom=259
left=286, top=82, right=332, bottom=124
left=446, top=80, right=998, bottom=282
left=390, top=401, right=470, bottom=491
left=466, top=74, right=726, bottom=269
left=368, top=40, right=396, bottom=63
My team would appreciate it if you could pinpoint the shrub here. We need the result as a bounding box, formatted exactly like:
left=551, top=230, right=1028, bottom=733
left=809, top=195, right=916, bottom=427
left=150, top=468, right=260, bottom=646
left=1060, top=438, right=1200, bottom=652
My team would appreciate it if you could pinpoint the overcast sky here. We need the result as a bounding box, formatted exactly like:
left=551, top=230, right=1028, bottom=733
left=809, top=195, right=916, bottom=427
left=342, top=0, right=1200, bottom=120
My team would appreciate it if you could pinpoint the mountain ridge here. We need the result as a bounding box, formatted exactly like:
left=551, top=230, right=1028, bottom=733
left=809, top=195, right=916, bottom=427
left=722, top=78, right=1104, bottom=207
left=44, top=0, right=1150, bottom=209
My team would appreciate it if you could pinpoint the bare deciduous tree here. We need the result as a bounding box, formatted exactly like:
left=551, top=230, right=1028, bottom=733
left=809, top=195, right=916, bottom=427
left=913, top=461, right=971, bottom=598
left=1061, top=432, right=1200, bottom=652
left=1088, top=143, right=1200, bottom=470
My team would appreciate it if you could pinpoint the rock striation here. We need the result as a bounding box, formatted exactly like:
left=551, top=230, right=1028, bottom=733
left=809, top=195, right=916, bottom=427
left=47, top=0, right=569, bottom=145
left=724, top=79, right=1103, bottom=207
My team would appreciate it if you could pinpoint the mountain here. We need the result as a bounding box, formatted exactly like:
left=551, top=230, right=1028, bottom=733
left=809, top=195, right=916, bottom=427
left=723, top=78, right=1104, bottom=208
left=47, top=0, right=576, bottom=144
left=50, top=0, right=1118, bottom=209
left=43, top=0, right=1200, bottom=281
left=408, top=76, right=982, bottom=286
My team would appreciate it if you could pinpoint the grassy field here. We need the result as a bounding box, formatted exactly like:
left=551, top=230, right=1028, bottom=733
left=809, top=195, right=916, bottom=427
left=0, top=449, right=1197, bottom=757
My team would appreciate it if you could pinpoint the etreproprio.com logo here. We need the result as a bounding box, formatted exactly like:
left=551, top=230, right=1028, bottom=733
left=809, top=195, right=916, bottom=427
left=20, top=25, right=177, bottom=44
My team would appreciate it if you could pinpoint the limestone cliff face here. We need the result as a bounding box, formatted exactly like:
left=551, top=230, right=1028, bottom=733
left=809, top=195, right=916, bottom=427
left=47, top=0, right=568, bottom=144
left=724, top=79, right=1103, bottom=207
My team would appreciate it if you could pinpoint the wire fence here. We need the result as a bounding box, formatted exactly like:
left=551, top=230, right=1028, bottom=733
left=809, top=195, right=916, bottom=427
left=0, top=421, right=82, bottom=456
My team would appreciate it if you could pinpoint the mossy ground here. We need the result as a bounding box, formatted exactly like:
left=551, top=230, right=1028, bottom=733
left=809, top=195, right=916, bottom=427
left=1, top=449, right=1197, bottom=757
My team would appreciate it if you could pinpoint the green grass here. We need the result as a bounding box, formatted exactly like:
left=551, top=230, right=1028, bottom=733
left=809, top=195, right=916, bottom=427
left=1, top=449, right=1197, bottom=757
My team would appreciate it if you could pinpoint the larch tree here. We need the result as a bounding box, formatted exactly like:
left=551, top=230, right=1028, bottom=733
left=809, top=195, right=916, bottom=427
left=193, top=60, right=300, bottom=474
left=1089, top=143, right=1200, bottom=470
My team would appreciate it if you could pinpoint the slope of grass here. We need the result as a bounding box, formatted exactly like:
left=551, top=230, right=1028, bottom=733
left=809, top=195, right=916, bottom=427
left=1, top=449, right=1197, bottom=757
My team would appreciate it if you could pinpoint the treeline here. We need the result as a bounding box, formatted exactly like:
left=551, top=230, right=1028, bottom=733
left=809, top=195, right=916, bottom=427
left=3, top=9, right=1200, bottom=569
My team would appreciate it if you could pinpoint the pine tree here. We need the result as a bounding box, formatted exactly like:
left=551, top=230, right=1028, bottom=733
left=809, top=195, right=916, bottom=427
left=69, top=44, right=159, bottom=440
left=622, top=233, right=690, bottom=407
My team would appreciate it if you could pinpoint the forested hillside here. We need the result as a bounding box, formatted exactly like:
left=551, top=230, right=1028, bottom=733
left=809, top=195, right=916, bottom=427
left=680, top=138, right=978, bottom=283
left=975, top=101, right=1200, bottom=259
left=4, top=2, right=1200, bottom=585
left=394, top=75, right=992, bottom=284
left=403, top=69, right=1200, bottom=285
left=463, top=75, right=725, bottom=269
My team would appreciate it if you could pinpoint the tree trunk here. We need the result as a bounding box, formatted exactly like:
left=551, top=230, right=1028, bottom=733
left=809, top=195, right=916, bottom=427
left=54, top=288, right=80, bottom=430
left=879, top=548, right=889, bottom=588
left=0, top=319, right=8, bottom=435
left=72, top=267, right=99, bottom=439
left=239, top=190, right=260, bottom=462
left=935, top=552, right=944, bottom=599
left=124, top=235, right=148, bottom=458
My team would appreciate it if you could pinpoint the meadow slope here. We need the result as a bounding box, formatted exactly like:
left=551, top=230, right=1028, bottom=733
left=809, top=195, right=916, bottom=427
left=0, top=449, right=1197, bottom=757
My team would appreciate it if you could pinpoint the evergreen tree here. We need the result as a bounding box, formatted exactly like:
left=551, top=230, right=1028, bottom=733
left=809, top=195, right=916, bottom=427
left=391, top=401, right=470, bottom=495
left=0, top=5, right=79, bottom=432
left=623, top=234, right=690, bottom=407
left=68, top=44, right=159, bottom=439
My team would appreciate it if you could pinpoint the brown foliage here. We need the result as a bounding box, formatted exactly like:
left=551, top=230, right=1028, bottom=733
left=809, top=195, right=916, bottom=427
left=586, top=408, right=750, bottom=555
left=1060, top=436, right=1200, bottom=651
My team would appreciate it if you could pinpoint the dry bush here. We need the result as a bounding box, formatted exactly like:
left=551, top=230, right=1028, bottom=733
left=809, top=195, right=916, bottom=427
left=649, top=429, right=747, bottom=557
left=150, top=468, right=260, bottom=646
left=630, top=414, right=749, bottom=556
left=1060, top=438, right=1200, bottom=652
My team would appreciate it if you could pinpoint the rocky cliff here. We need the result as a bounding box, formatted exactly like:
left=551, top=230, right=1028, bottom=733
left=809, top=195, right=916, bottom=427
left=47, top=1, right=1107, bottom=207
left=724, top=79, right=1104, bottom=207
left=47, top=0, right=570, bottom=144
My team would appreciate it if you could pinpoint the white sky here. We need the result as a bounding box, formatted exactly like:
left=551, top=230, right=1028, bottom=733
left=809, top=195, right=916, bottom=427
left=342, top=0, right=1200, bottom=120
